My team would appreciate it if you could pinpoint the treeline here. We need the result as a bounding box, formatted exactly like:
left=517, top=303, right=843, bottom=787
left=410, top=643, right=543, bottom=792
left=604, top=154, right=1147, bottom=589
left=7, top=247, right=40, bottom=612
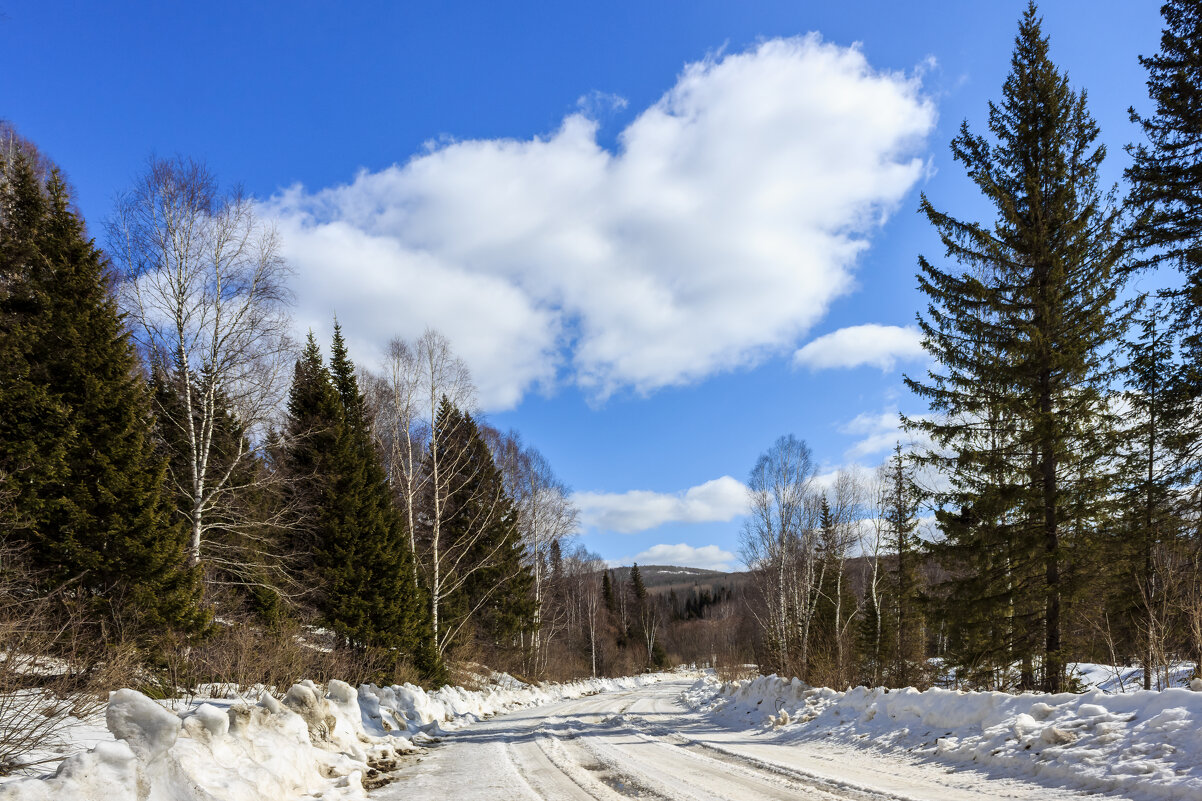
left=741, top=2, right=1202, bottom=694
left=0, top=127, right=640, bottom=694
left=0, top=120, right=757, bottom=699
left=546, top=562, right=754, bottom=677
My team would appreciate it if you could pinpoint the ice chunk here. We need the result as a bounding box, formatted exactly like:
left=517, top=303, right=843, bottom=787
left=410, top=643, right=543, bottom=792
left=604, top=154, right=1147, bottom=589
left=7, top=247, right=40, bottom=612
left=105, top=689, right=180, bottom=762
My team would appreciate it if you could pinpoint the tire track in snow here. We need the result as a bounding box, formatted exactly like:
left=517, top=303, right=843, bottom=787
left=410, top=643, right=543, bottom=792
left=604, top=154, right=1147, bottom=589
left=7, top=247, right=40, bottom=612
left=375, top=678, right=1139, bottom=800
left=557, top=711, right=852, bottom=800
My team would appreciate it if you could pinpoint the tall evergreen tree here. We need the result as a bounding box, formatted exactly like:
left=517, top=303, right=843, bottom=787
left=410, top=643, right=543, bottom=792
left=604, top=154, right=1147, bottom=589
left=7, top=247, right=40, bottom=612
left=0, top=151, right=68, bottom=539
left=1127, top=0, right=1202, bottom=681
left=906, top=4, right=1127, bottom=692
left=629, top=563, right=647, bottom=603
left=0, top=149, right=204, bottom=640
left=427, top=399, right=534, bottom=654
left=882, top=445, right=923, bottom=687
left=282, top=329, right=428, bottom=666
left=1128, top=0, right=1202, bottom=363
left=1117, top=300, right=1192, bottom=685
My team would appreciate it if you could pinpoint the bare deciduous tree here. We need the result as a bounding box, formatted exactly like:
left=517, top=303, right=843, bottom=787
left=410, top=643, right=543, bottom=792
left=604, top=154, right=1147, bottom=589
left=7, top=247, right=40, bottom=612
left=487, top=430, right=578, bottom=676
left=739, top=435, right=820, bottom=678
left=108, top=157, right=293, bottom=583
left=816, top=468, right=865, bottom=688
left=370, top=337, right=432, bottom=583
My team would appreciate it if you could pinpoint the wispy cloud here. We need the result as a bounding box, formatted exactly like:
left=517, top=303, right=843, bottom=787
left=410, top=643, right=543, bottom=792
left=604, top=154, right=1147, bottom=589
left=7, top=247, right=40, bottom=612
left=839, top=407, right=934, bottom=462
left=840, top=409, right=906, bottom=459
left=574, top=476, right=748, bottom=534
left=264, top=36, right=935, bottom=409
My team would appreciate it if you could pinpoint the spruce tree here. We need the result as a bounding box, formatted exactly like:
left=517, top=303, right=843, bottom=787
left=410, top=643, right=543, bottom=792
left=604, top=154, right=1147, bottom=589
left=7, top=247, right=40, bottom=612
left=1117, top=300, right=1191, bottom=685
left=1128, top=0, right=1202, bottom=361
left=282, top=329, right=427, bottom=666
left=906, top=3, right=1127, bottom=692
left=1127, top=0, right=1202, bottom=681
left=629, top=563, right=647, bottom=603
left=0, top=150, right=204, bottom=640
left=429, top=399, right=534, bottom=653
left=0, top=152, right=70, bottom=539
left=882, top=445, right=923, bottom=687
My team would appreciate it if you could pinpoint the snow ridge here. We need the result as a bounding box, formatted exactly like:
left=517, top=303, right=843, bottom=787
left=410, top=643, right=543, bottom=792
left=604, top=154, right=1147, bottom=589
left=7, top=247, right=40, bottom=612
left=684, top=673, right=1202, bottom=800
left=0, top=672, right=667, bottom=801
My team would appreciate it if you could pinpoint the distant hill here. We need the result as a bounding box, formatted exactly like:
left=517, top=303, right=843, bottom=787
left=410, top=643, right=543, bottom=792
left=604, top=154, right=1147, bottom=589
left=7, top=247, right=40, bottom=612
left=608, top=564, right=751, bottom=596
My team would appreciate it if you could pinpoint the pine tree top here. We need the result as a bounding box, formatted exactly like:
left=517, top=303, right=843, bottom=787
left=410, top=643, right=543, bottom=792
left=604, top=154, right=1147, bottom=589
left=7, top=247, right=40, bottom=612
left=630, top=562, right=647, bottom=600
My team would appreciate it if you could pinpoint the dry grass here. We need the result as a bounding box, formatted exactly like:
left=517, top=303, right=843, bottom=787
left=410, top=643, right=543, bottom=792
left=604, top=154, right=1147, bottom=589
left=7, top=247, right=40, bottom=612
left=715, top=660, right=760, bottom=683
left=173, top=620, right=422, bottom=698
left=0, top=596, right=144, bottom=774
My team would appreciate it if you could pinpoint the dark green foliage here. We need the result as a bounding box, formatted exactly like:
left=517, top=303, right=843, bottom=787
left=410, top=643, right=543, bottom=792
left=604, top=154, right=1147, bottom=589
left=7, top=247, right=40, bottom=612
left=882, top=446, right=924, bottom=687
left=1127, top=1, right=1202, bottom=681
left=282, top=329, right=428, bottom=668
left=906, top=4, right=1127, bottom=692
left=429, top=399, right=535, bottom=653
left=1128, top=1, right=1202, bottom=368
left=0, top=152, right=69, bottom=538
left=670, top=585, right=728, bottom=621
left=1115, top=301, right=1193, bottom=685
left=0, top=149, right=205, bottom=641
left=629, top=563, right=646, bottom=602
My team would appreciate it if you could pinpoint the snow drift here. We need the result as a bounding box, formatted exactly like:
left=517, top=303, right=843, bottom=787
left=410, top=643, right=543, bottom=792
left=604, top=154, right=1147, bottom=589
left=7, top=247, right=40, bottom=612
left=685, top=673, right=1202, bottom=800
left=0, top=672, right=666, bottom=801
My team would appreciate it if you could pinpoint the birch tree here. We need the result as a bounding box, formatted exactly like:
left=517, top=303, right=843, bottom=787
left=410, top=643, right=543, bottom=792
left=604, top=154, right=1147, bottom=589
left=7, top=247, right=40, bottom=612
left=816, top=469, right=864, bottom=688
left=371, top=337, right=431, bottom=583
left=739, top=435, right=819, bottom=677
left=108, top=157, right=293, bottom=581
left=581, top=557, right=605, bottom=678
left=487, top=430, right=578, bottom=675
left=857, top=470, right=890, bottom=686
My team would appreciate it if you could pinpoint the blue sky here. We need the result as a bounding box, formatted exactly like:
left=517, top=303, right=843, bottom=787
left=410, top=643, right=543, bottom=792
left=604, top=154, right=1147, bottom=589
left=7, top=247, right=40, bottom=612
left=1, top=1, right=1165, bottom=570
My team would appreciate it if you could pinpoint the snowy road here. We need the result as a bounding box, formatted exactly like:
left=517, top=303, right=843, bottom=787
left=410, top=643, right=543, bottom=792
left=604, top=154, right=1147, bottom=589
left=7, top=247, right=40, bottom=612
left=377, top=677, right=1136, bottom=801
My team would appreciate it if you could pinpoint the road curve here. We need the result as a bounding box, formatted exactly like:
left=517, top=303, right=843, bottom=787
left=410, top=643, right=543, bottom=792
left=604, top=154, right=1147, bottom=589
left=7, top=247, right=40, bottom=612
left=374, top=677, right=1136, bottom=801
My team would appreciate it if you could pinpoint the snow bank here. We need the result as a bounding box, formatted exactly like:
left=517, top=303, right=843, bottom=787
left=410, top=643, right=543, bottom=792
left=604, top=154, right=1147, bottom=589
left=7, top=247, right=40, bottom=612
left=0, top=672, right=667, bottom=801
left=685, top=673, right=1202, bottom=800
left=357, top=671, right=665, bottom=737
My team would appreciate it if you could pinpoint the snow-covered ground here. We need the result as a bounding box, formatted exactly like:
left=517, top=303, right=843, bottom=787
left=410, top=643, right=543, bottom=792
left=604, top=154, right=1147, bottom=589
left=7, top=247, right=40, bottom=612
left=376, top=676, right=1143, bottom=800
left=1071, top=661, right=1195, bottom=693
left=0, top=672, right=667, bottom=801
left=687, top=673, right=1202, bottom=799
left=6, top=668, right=1202, bottom=800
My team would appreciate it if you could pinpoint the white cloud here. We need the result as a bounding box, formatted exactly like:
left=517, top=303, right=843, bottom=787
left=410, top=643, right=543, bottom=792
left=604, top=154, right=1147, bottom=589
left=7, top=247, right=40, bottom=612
left=264, top=35, right=936, bottom=409
left=793, top=324, right=926, bottom=371
left=624, top=543, right=739, bottom=572
left=574, top=476, right=748, bottom=534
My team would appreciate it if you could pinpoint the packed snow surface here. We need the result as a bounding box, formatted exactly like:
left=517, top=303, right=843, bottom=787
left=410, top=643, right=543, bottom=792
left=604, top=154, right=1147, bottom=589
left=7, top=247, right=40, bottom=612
left=0, top=672, right=666, bottom=801
left=685, top=673, right=1202, bottom=800
left=374, top=674, right=1140, bottom=800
